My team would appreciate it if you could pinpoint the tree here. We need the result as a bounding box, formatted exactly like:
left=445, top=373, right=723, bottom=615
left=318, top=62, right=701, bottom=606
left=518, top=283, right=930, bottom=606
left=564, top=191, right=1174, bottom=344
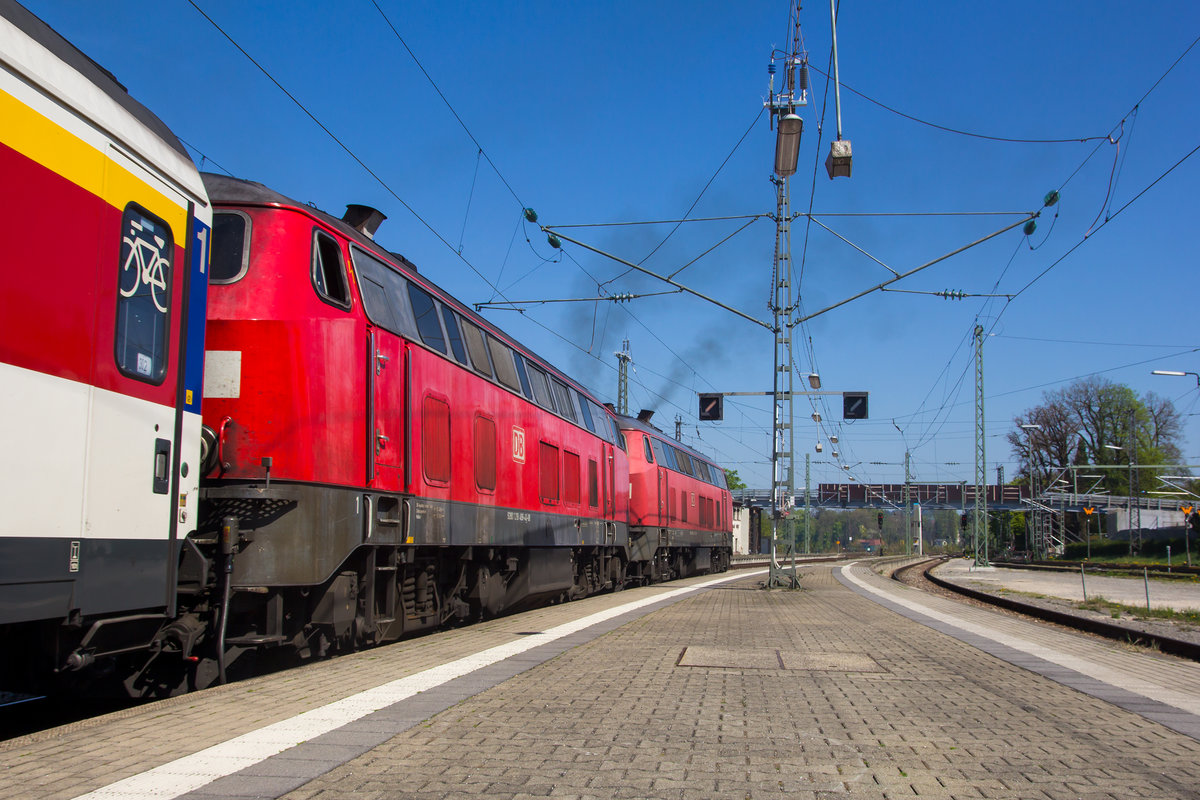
left=1007, top=376, right=1187, bottom=497
left=724, top=468, right=747, bottom=491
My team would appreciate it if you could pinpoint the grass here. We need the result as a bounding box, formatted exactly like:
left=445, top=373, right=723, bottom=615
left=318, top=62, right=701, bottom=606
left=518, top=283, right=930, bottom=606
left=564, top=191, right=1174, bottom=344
left=1076, top=594, right=1200, bottom=625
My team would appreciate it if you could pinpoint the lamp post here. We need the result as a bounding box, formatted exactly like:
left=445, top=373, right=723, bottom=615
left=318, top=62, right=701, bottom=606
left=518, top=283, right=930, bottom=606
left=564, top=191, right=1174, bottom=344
left=1105, top=441, right=1136, bottom=556
left=1151, top=369, right=1200, bottom=387
left=1020, top=423, right=1042, bottom=558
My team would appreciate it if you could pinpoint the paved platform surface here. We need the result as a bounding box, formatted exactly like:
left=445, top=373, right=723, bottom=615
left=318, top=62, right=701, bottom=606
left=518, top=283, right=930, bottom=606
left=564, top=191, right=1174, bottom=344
left=933, top=558, right=1200, bottom=611
left=4, top=560, right=1200, bottom=799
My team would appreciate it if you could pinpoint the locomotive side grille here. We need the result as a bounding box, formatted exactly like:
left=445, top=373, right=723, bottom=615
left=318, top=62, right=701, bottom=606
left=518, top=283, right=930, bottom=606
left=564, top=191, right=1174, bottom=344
left=198, top=495, right=296, bottom=534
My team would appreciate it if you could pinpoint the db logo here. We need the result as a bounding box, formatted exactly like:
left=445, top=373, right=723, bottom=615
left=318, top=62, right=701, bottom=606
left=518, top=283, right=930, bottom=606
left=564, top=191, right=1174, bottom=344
left=512, top=426, right=526, bottom=464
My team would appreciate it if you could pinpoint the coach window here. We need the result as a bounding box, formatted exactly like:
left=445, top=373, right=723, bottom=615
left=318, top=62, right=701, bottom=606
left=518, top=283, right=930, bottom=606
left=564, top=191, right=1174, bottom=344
left=210, top=211, right=250, bottom=283
left=474, top=414, right=497, bottom=492
left=115, top=203, right=172, bottom=384
left=422, top=395, right=451, bottom=484
left=539, top=441, right=560, bottom=504
left=488, top=337, right=522, bottom=392
left=407, top=284, right=447, bottom=354
left=643, top=436, right=654, bottom=464
left=312, top=229, right=350, bottom=309
left=459, top=318, right=494, bottom=378
left=441, top=307, right=469, bottom=365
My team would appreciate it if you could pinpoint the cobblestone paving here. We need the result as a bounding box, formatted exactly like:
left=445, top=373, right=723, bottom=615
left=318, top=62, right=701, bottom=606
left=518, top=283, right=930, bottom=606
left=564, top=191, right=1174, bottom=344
left=277, top=568, right=1200, bottom=799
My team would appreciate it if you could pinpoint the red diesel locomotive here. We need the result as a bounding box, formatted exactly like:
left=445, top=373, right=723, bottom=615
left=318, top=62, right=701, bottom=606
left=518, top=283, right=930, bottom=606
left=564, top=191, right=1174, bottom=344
left=618, top=412, right=733, bottom=577
left=187, top=175, right=731, bottom=689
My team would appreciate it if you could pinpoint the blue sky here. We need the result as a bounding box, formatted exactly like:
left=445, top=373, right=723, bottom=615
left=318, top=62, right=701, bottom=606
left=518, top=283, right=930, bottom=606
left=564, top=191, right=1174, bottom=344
left=29, top=0, right=1200, bottom=491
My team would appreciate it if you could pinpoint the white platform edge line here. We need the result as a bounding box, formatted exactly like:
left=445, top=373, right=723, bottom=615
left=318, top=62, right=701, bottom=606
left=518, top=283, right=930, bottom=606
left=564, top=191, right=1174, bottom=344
left=71, top=568, right=766, bottom=800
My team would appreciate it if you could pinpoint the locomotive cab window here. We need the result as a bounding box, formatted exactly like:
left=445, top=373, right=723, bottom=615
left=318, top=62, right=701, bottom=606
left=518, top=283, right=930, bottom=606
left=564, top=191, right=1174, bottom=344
left=312, top=229, right=350, bottom=308
left=643, top=436, right=654, bottom=464
left=210, top=210, right=250, bottom=283
left=115, top=203, right=172, bottom=384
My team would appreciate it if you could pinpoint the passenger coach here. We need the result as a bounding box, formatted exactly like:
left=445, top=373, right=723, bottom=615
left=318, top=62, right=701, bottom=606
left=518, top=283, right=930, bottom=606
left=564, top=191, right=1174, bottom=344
left=0, top=0, right=211, bottom=691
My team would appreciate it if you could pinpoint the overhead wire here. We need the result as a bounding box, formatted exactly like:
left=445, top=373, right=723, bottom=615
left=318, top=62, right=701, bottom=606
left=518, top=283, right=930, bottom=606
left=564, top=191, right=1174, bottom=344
left=369, top=0, right=526, bottom=208
left=599, top=107, right=766, bottom=289
left=184, top=0, right=517, bottom=301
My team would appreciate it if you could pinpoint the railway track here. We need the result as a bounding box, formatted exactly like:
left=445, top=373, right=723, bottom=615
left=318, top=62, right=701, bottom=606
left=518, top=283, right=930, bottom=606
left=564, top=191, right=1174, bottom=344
left=893, top=557, right=1200, bottom=662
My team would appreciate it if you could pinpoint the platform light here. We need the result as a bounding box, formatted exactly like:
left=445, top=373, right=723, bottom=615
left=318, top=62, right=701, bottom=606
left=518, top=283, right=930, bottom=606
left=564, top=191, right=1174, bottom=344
left=807, top=373, right=821, bottom=390
left=774, top=113, right=803, bottom=178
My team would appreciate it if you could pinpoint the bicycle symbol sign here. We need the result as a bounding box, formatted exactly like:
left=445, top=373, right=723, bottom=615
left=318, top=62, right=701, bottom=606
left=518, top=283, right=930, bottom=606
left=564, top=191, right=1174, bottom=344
left=119, top=216, right=170, bottom=314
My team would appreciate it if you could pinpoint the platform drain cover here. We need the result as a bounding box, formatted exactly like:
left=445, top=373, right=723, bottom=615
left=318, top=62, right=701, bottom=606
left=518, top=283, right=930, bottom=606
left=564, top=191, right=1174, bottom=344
left=678, top=646, right=883, bottom=673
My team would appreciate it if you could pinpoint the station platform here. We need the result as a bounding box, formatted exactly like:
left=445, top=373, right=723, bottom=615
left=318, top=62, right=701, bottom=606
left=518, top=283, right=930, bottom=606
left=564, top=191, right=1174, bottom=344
left=933, top=558, right=1200, bottom=612
left=4, top=560, right=1200, bottom=799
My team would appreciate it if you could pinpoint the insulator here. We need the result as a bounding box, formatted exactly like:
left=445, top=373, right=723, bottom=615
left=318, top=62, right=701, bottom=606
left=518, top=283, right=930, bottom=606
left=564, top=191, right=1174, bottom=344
left=547, top=233, right=562, bottom=249
left=523, top=207, right=538, bottom=223
left=1043, top=190, right=1060, bottom=207
left=1023, top=220, right=1037, bottom=236
left=799, top=63, right=810, bottom=91
left=768, top=61, right=777, bottom=75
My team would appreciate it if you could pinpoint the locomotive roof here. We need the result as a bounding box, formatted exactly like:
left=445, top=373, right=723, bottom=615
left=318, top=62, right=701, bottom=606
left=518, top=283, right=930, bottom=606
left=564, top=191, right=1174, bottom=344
left=616, top=413, right=718, bottom=467
left=202, top=172, right=616, bottom=416
left=1, top=0, right=191, bottom=163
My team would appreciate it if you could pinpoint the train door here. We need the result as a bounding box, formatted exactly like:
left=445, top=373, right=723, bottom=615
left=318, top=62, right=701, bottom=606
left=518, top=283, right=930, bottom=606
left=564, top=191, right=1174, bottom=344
left=369, top=327, right=405, bottom=491
left=603, top=443, right=616, bottom=520
left=81, top=145, right=207, bottom=618
left=657, top=467, right=669, bottom=526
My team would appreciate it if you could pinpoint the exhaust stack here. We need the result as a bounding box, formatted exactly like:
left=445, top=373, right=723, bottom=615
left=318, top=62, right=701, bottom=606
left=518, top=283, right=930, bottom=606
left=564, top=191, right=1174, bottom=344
left=343, top=204, right=386, bottom=239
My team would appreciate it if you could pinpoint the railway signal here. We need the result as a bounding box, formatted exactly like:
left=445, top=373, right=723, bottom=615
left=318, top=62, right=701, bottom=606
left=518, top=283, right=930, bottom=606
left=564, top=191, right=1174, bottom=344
left=842, top=391, right=868, bottom=420
left=698, top=393, right=723, bottom=421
